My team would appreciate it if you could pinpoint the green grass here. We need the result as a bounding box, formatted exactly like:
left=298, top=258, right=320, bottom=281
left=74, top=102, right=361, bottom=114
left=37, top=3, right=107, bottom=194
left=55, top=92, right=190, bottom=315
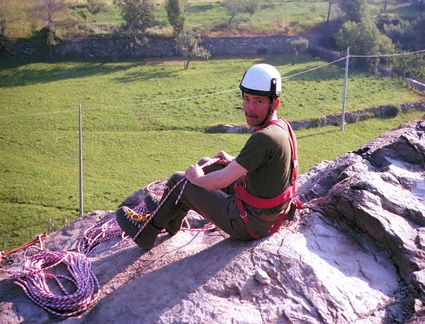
left=0, top=54, right=423, bottom=251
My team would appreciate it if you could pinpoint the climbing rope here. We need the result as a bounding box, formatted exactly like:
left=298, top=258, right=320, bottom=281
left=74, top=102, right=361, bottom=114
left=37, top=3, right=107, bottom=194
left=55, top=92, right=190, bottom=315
left=132, top=199, right=216, bottom=233
left=5, top=219, right=117, bottom=318
left=76, top=218, right=124, bottom=256
left=146, top=178, right=167, bottom=196
left=13, top=250, right=100, bottom=317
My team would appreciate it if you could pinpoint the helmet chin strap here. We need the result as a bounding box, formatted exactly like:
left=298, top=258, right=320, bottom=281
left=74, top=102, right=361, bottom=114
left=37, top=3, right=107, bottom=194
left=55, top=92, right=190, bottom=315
left=257, top=99, right=276, bottom=128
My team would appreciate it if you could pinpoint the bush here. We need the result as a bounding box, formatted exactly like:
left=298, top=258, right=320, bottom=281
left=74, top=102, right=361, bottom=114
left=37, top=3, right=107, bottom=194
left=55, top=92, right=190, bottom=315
left=383, top=104, right=401, bottom=118
left=0, top=34, right=12, bottom=57
left=392, top=53, right=425, bottom=83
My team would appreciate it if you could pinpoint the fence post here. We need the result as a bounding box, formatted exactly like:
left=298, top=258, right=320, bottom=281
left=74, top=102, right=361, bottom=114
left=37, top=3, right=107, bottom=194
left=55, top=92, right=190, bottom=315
left=79, top=104, right=83, bottom=217
left=340, top=47, right=350, bottom=131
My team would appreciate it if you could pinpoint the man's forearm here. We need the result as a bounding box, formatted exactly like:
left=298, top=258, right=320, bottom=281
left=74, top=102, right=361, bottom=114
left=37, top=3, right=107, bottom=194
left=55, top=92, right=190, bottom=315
left=185, top=160, right=247, bottom=192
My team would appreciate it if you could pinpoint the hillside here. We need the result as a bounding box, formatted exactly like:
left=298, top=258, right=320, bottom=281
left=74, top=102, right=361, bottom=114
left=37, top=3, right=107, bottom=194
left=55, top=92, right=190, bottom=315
left=2, top=0, right=422, bottom=39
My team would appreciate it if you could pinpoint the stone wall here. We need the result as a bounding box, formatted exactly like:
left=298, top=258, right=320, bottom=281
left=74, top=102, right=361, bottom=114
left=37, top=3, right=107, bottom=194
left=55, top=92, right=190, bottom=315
left=51, top=35, right=300, bottom=59
left=290, top=101, right=425, bottom=129
left=206, top=102, right=425, bottom=133
left=406, top=78, right=425, bottom=92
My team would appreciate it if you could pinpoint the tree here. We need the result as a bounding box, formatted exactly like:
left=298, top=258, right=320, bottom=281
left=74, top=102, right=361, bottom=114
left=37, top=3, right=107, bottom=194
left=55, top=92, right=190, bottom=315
left=30, top=0, right=67, bottom=59
left=223, top=0, right=245, bottom=25
left=35, top=0, right=67, bottom=28
left=286, top=37, right=309, bottom=64
left=0, top=0, right=8, bottom=34
left=165, top=0, right=188, bottom=37
left=405, top=12, right=425, bottom=51
left=0, top=0, right=10, bottom=37
left=244, top=0, right=261, bottom=20
left=114, top=0, right=155, bottom=34
left=176, top=29, right=210, bottom=69
left=380, top=0, right=392, bottom=15
left=40, top=25, right=61, bottom=58
left=0, top=0, right=12, bottom=56
left=380, top=12, right=425, bottom=52
left=336, top=19, right=395, bottom=71
left=338, top=0, right=368, bottom=23
left=326, top=0, right=339, bottom=23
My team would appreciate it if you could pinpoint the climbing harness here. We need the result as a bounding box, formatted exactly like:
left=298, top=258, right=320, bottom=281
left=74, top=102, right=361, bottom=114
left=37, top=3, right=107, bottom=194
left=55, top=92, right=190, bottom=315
left=234, top=118, right=302, bottom=239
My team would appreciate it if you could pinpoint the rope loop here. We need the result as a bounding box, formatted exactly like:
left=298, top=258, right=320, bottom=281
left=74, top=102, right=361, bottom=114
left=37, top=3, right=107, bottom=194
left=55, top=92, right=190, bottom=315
left=76, top=218, right=123, bottom=256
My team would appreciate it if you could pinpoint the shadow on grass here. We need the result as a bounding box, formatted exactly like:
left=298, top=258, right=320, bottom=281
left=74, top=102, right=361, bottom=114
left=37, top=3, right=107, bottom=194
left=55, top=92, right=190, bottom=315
left=295, top=128, right=337, bottom=139
left=0, top=58, right=181, bottom=88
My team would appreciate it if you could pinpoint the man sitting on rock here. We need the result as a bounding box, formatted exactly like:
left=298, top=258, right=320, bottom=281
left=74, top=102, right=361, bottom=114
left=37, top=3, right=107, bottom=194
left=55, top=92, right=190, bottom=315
left=116, top=63, right=300, bottom=250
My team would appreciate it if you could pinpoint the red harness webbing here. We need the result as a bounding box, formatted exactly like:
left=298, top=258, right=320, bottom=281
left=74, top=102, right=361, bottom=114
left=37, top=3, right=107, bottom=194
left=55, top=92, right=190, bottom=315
left=234, top=118, right=302, bottom=239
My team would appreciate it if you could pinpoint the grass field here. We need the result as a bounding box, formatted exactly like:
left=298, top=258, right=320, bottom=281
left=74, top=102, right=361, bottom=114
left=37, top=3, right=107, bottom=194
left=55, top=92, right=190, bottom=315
left=0, top=54, right=423, bottom=251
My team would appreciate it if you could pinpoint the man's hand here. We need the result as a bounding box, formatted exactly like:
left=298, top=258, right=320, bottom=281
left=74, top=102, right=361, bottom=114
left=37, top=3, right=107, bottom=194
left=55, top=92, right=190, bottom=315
left=214, top=151, right=235, bottom=166
left=185, top=163, right=204, bottom=183
left=184, top=159, right=247, bottom=192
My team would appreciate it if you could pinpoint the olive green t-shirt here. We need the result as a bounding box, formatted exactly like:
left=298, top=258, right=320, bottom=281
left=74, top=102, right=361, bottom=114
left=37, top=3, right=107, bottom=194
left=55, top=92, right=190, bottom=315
left=235, top=119, right=293, bottom=203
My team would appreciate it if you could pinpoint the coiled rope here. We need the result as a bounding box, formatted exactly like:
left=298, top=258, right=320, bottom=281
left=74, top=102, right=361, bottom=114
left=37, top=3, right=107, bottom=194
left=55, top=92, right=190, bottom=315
left=13, top=250, right=100, bottom=317
left=6, top=219, right=122, bottom=318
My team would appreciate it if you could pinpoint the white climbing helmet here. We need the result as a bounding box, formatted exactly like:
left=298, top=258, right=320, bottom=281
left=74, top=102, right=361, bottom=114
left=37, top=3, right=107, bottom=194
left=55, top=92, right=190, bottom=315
left=239, top=63, right=282, bottom=98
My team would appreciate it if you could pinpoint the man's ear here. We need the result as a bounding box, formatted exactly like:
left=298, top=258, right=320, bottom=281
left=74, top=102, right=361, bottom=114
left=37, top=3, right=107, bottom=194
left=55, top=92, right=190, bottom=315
left=272, top=97, right=280, bottom=111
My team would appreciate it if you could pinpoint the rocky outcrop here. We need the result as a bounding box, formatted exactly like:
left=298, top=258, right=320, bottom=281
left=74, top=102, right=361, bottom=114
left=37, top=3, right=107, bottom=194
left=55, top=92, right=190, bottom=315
left=0, top=116, right=424, bottom=323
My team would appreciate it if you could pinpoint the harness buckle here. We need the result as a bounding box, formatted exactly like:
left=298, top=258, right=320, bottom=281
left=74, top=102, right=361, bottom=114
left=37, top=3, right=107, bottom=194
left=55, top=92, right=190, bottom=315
left=240, top=210, right=248, bottom=219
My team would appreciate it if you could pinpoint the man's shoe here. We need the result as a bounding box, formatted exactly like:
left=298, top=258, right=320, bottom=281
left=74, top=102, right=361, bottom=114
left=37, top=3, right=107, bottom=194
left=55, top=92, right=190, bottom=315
left=145, top=194, right=181, bottom=236
left=165, top=218, right=183, bottom=236
left=144, top=194, right=160, bottom=212
left=116, top=206, right=161, bottom=250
